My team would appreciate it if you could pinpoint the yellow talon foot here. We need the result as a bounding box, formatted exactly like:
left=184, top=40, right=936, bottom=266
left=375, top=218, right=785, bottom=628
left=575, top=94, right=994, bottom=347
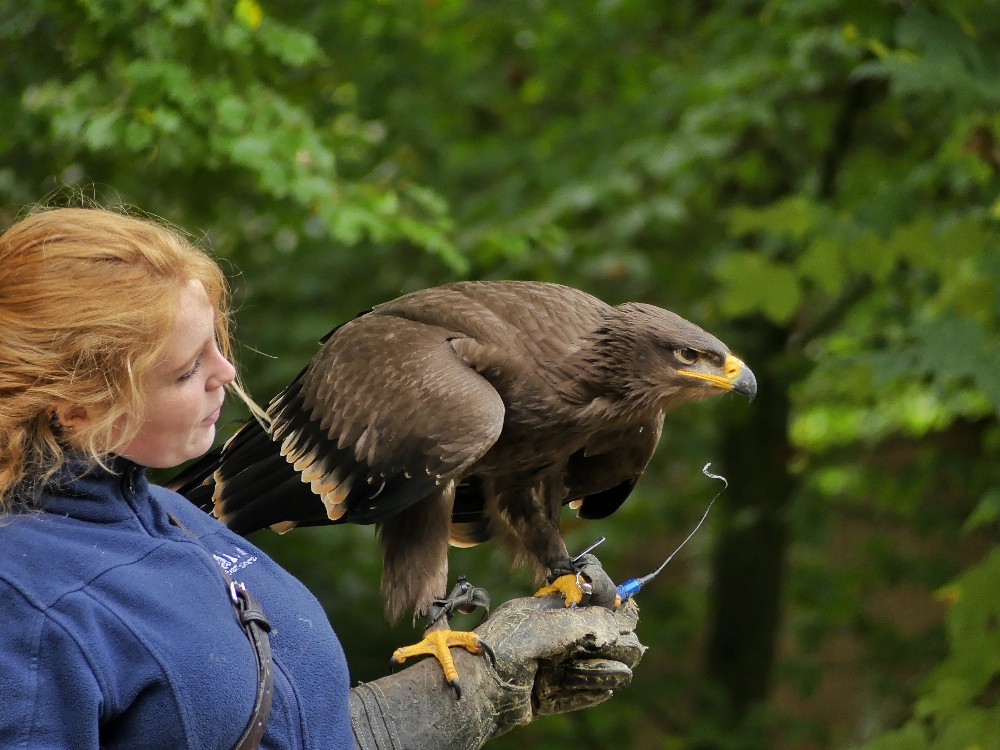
left=534, top=572, right=587, bottom=607
left=390, top=630, right=495, bottom=699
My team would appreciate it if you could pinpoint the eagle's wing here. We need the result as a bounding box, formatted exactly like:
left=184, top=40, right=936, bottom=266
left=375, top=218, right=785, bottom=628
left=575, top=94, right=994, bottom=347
left=567, top=414, right=665, bottom=520
left=444, top=413, right=665, bottom=549
left=213, top=311, right=506, bottom=532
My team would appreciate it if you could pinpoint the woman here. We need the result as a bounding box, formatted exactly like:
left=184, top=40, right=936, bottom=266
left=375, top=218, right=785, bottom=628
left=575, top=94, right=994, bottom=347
left=0, top=206, right=643, bottom=750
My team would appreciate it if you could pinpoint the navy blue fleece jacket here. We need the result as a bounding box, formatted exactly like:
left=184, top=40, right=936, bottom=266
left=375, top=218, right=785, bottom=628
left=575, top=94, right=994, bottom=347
left=0, top=459, right=352, bottom=749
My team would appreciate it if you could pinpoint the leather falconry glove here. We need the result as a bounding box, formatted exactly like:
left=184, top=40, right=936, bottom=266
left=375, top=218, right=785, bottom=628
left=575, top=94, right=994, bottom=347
left=350, top=578, right=645, bottom=750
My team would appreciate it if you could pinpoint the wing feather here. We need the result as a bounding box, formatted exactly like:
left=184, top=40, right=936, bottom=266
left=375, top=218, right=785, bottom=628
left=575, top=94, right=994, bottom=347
left=208, top=310, right=506, bottom=533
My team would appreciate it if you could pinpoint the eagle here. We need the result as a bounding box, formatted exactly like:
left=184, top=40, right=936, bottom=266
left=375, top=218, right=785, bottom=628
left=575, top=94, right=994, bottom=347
left=173, top=280, right=755, bottom=694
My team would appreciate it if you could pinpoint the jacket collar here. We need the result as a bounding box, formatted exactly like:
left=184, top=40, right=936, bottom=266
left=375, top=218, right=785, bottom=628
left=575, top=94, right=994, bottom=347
left=34, top=454, right=155, bottom=525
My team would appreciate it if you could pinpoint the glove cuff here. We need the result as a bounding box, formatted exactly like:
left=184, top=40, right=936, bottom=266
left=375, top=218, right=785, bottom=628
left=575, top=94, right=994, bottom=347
left=348, top=651, right=514, bottom=750
left=350, top=681, right=404, bottom=750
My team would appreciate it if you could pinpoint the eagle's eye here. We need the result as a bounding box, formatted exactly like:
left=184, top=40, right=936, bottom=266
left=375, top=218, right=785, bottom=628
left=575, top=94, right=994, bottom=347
left=676, top=347, right=698, bottom=365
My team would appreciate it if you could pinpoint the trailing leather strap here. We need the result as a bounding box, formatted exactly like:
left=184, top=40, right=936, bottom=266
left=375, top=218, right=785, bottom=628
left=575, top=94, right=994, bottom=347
left=169, top=514, right=274, bottom=750
left=227, top=579, right=275, bottom=749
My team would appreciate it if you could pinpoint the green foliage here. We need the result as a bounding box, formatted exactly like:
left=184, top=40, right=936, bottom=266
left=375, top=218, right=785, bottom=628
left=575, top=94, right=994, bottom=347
left=863, top=548, right=1000, bottom=750
left=714, top=250, right=803, bottom=324
left=4, top=0, right=1000, bottom=747
left=1, top=0, right=464, bottom=395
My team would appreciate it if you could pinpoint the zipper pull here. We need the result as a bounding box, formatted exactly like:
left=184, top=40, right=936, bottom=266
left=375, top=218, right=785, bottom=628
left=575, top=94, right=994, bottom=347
left=124, top=465, right=138, bottom=496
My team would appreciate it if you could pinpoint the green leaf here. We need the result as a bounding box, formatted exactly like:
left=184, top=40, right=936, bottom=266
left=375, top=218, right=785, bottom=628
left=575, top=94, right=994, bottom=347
left=861, top=721, right=929, bottom=750
left=257, top=22, right=323, bottom=67
left=963, top=489, right=1000, bottom=532
left=82, top=110, right=121, bottom=150
left=233, top=0, right=262, bottom=30
left=215, top=95, right=249, bottom=131
left=842, top=230, right=896, bottom=281
left=727, top=196, right=822, bottom=240
left=797, top=235, right=846, bottom=295
left=715, top=251, right=802, bottom=323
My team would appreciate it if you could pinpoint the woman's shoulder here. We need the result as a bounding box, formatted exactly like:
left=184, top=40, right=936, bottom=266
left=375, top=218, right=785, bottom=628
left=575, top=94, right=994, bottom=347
left=0, top=512, right=67, bottom=617
left=0, top=478, right=209, bottom=609
left=0, top=507, right=148, bottom=612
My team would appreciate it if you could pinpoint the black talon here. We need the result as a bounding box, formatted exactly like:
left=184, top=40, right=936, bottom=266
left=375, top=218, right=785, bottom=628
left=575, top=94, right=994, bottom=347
left=450, top=678, right=463, bottom=700
left=479, top=638, right=496, bottom=668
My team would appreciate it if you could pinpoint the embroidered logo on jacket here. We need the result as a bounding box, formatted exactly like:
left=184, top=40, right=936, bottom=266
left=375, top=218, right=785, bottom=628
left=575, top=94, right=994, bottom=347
left=212, top=545, right=258, bottom=574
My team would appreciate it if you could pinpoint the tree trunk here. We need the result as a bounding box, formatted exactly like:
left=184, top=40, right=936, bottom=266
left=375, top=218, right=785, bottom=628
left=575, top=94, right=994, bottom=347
left=702, top=319, right=794, bottom=726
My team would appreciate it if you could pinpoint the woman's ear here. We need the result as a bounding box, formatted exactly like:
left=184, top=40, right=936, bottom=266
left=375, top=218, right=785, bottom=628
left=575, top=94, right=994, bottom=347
left=52, top=404, right=91, bottom=433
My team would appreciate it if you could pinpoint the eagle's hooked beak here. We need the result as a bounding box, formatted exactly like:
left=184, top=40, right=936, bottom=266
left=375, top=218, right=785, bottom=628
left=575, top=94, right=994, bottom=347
left=726, top=355, right=757, bottom=402
left=677, top=354, right=757, bottom=403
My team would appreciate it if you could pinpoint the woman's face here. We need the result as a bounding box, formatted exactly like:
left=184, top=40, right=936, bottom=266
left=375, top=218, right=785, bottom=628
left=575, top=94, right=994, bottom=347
left=116, top=279, right=237, bottom=468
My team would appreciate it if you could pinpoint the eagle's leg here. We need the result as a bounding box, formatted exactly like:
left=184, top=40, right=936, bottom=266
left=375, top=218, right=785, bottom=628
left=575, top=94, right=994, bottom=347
left=487, top=478, right=590, bottom=607
left=390, top=577, right=495, bottom=699
left=533, top=555, right=593, bottom=607
left=485, top=482, right=593, bottom=608
left=380, top=488, right=494, bottom=699
left=534, top=553, right=622, bottom=608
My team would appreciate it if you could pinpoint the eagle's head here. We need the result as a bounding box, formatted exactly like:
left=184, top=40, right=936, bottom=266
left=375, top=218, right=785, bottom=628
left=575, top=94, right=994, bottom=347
left=591, top=302, right=757, bottom=412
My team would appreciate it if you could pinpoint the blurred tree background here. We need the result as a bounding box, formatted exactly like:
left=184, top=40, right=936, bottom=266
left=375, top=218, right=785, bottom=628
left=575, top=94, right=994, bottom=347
left=3, top=0, right=999, bottom=747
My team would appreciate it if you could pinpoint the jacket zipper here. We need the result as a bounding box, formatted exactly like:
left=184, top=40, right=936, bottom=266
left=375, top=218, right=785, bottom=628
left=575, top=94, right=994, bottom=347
left=122, top=466, right=138, bottom=498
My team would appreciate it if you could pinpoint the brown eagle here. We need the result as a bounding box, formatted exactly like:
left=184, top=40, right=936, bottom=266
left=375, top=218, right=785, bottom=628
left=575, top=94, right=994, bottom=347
left=173, top=280, right=755, bottom=693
